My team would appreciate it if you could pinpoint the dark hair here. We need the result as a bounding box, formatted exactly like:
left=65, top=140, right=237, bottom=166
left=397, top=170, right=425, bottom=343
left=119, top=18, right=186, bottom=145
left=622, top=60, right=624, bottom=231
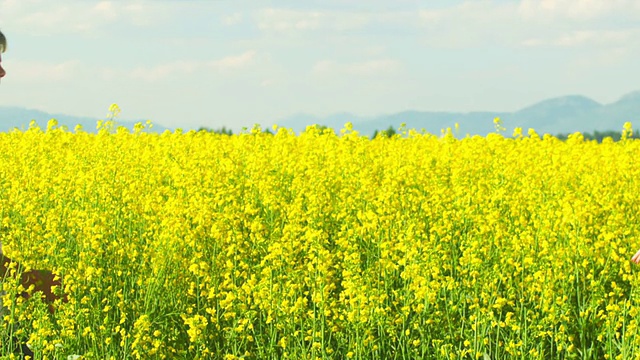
left=0, top=30, right=6, bottom=53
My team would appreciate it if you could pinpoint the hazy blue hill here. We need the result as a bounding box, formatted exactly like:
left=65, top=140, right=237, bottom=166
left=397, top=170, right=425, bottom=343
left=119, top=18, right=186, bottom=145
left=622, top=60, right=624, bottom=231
left=278, top=91, right=640, bottom=137
left=615, top=90, right=640, bottom=103
left=511, top=95, right=602, bottom=132
left=0, top=106, right=169, bottom=133
left=365, top=111, right=507, bottom=136
left=4, top=91, right=640, bottom=137
left=597, top=91, right=640, bottom=128
left=514, top=95, right=602, bottom=119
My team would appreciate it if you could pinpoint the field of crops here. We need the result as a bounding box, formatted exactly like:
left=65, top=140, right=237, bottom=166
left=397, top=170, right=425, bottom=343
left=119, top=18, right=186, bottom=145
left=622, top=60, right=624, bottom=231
left=1, top=115, right=640, bottom=359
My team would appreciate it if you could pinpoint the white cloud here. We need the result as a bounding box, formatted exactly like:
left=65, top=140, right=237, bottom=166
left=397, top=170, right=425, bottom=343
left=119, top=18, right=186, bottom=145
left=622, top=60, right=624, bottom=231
left=556, top=30, right=634, bottom=46
left=14, top=6, right=92, bottom=34
left=253, top=3, right=637, bottom=51
left=416, top=2, right=520, bottom=48
left=94, top=1, right=118, bottom=21
left=413, top=1, right=640, bottom=49
left=121, top=2, right=169, bottom=28
left=313, top=59, right=401, bottom=76
left=523, top=29, right=639, bottom=47
left=419, top=1, right=516, bottom=24
left=130, top=51, right=257, bottom=81
left=518, top=0, right=639, bottom=21
left=130, top=60, right=200, bottom=82
left=9, top=60, right=83, bottom=82
left=260, top=79, right=274, bottom=87
left=0, top=0, right=171, bottom=35
left=258, top=8, right=374, bottom=32
left=223, top=13, right=243, bottom=26
left=258, top=9, right=324, bottom=31
left=209, top=51, right=256, bottom=71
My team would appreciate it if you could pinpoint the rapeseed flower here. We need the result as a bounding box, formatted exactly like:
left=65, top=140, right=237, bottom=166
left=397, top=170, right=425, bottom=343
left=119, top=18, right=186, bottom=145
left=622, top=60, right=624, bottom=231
left=0, top=118, right=640, bottom=358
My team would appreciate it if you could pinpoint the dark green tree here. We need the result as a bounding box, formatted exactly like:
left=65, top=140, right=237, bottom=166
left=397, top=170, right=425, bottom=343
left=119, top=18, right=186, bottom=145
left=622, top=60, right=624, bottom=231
left=555, top=129, right=640, bottom=143
left=198, top=126, right=233, bottom=135
left=372, top=125, right=397, bottom=139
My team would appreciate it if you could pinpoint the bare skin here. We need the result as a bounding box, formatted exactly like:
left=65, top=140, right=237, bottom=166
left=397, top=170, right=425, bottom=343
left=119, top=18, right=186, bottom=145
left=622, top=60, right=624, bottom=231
left=0, top=53, right=5, bottom=78
left=632, top=250, right=640, bottom=264
left=0, top=255, right=67, bottom=314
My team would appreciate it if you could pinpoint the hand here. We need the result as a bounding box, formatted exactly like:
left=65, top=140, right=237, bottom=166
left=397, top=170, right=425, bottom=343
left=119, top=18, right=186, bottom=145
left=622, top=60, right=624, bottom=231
left=632, top=249, right=640, bottom=264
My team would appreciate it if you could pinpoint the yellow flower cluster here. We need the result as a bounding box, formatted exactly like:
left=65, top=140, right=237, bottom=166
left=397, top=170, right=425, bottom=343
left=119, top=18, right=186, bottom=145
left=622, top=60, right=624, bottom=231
left=1, top=118, right=640, bottom=359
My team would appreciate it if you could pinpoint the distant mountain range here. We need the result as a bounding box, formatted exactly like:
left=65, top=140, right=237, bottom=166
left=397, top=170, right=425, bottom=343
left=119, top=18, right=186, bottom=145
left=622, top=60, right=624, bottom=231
left=277, top=91, right=640, bottom=137
left=2, top=91, right=640, bottom=136
left=0, top=107, right=169, bottom=133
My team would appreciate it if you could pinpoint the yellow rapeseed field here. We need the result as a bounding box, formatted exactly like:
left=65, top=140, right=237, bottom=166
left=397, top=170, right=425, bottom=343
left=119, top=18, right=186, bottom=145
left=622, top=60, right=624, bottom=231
left=1, top=108, right=640, bottom=359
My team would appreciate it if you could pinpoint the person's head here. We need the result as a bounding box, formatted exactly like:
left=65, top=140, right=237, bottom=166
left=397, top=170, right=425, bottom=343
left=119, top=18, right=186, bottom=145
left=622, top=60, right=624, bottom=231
left=0, top=30, right=6, bottom=78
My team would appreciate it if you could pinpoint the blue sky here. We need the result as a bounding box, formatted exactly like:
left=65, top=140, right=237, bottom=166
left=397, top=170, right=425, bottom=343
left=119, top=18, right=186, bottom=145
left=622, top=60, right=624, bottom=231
left=0, top=0, right=639, bottom=130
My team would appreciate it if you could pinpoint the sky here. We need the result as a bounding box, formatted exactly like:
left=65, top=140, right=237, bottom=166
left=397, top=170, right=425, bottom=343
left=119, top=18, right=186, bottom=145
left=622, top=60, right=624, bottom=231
left=0, top=0, right=639, bottom=131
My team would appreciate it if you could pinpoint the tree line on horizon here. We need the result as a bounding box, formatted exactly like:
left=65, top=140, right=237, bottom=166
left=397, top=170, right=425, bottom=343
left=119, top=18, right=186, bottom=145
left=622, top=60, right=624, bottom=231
left=554, top=129, right=640, bottom=142
left=198, top=125, right=640, bottom=142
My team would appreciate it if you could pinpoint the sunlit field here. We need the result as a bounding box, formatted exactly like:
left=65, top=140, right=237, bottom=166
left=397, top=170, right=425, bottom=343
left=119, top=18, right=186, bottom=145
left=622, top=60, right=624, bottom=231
left=2, top=112, right=640, bottom=359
